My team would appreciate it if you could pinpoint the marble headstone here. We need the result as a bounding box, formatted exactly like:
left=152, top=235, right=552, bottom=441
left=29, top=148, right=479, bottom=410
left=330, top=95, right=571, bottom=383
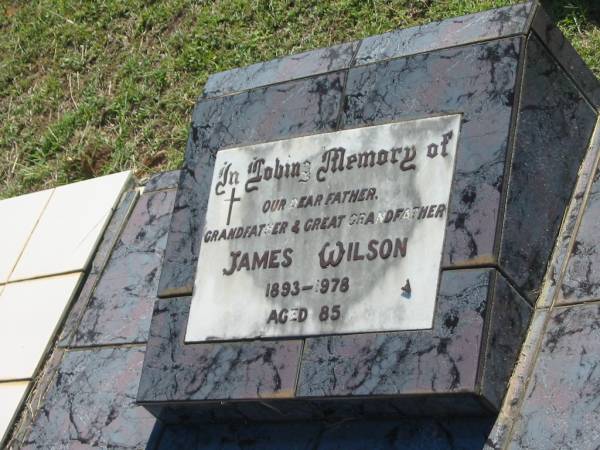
left=137, top=1, right=599, bottom=425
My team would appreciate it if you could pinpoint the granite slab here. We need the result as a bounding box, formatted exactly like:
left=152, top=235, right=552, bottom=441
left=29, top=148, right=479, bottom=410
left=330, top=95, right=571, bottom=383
left=498, top=34, right=597, bottom=303
left=506, top=303, right=600, bottom=450
left=143, top=170, right=182, bottom=193
left=203, top=41, right=359, bottom=98
left=20, top=346, right=156, bottom=449
left=559, top=162, right=600, bottom=304
left=531, top=6, right=600, bottom=109
left=57, top=189, right=139, bottom=347
left=296, top=269, right=528, bottom=402
left=158, top=71, right=346, bottom=297
left=343, top=37, right=521, bottom=268
left=73, top=189, right=176, bottom=346
left=479, top=274, right=532, bottom=409
left=538, top=119, right=600, bottom=309
left=354, top=3, right=532, bottom=66
left=137, top=297, right=302, bottom=403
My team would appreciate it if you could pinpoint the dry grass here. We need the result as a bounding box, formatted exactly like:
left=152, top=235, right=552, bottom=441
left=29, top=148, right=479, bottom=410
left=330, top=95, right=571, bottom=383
left=1, top=0, right=598, bottom=198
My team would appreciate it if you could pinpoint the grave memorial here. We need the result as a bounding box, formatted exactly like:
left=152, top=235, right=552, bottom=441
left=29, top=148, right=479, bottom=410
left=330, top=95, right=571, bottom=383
left=4, top=2, right=600, bottom=449
left=137, top=0, right=596, bottom=424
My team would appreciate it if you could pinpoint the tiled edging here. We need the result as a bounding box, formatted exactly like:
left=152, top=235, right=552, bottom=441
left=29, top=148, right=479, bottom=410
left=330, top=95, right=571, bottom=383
left=4, top=172, right=178, bottom=449
left=485, top=119, right=600, bottom=449
left=0, top=172, right=134, bottom=447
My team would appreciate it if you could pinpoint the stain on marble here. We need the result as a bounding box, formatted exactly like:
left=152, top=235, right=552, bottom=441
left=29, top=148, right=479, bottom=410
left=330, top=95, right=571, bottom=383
left=158, top=72, right=346, bottom=297
left=137, top=297, right=302, bottom=403
left=355, top=3, right=531, bottom=66
left=203, top=41, right=358, bottom=98
left=19, top=346, right=156, bottom=449
left=507, top=303, right=600, bottom=450
left=499, top=34, right=597, bottom=303
left=343, top=38, right=521, bottom=268
left=73, top=189, right=176, bottom=346
left=296, top=269, right=491, bottom=398
left=57, top=189, right=139, bottom=347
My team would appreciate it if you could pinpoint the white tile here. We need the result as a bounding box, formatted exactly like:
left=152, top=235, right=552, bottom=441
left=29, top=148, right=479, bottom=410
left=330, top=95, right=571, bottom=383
left=0, top=273, right=82, bottom=381
left=0, top=381, right=29, bottom=444
left=0, top=189, right=53, bottom=284
left=10, top=171, right=131, bottom=281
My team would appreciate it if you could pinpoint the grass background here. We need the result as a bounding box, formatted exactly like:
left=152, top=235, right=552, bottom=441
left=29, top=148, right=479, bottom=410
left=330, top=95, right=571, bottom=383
left=1, top=0, right=599, bottom=198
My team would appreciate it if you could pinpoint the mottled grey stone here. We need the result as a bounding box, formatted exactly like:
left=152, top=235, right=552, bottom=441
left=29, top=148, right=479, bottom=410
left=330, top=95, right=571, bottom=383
left=480, top=274, right=532, bottom=409
left=343, top=38, right=521, bottom=267
left=507, top=303, right=600, bottom=450
left=73, top=189, right=176, bottom=346
left=203, top=41, right=358, bottom=98
left=538, top=121, right=600, bottom=308
left=354, top=3, right=532, bottom=65
left=158, top=72, right=346, bottom=297
left=532, top=7, right=600, bottom=109
left=560, top=164, right=600, bottom=304
left=156, top=417, right=494, bottom=450
left=137, top=297, right=302, bottom=403
left=143, top=170, right=182, bottom=193
left=484, top=309, right=549, bottom=450
left=57, top=189, right=138, bottom=347
left=296, top=269, right=491, bottom=398
left=21, top=346, right=156, bottom=449
left=499, top=34, right=597, bottom=303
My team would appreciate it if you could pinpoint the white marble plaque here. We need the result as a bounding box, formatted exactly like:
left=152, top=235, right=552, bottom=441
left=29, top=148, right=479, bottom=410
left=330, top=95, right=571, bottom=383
left=186, top=115, right=461, bottom=342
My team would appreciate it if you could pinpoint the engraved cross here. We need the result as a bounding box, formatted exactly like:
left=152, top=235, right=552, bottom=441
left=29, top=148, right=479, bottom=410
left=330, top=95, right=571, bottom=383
left=225, top=188, right=241, bottom=226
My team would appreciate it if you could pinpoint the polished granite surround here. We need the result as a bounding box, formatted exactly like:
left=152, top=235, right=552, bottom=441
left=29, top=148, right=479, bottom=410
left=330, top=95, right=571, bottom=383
left=5, top=3, right=600, bottom=449
left=138, top=268, right=532, bottom=419
left=144, top=0, right=598, bottom=425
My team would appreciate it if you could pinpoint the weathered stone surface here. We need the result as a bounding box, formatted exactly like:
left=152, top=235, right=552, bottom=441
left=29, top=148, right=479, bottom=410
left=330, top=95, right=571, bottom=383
left=73, top=189, right=176, bottom=346
left=21, top=346, right=156, bottom=449
left=187, top=116, right=461, bottom=342
left=296, top=269, right=491, bottom=397
left=143, top=170, right=182, bottom=193
left=484, top=309, right=549, bottom=450
left=499, top=34, right=597, bottom=303
left=343, top=38, right=521, bottom=268
left=203, top=41, right=358, bottom=98
left=507, top=303, right=600, bottom=450
left=355, top=3, right=531, bottom=66
left=539, top=122, right=600, bottom=308
left=532, top=7, right=600, bottom=109
left=137, top=297, right=302, bottom=402
left=560, top=163, right=600, bottom=304
left=57, top=190, right=138, bottom=347
left=158, top=72, right=346, bottom=297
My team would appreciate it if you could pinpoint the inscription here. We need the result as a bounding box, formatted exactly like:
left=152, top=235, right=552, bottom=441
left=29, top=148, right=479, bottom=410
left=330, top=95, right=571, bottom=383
left=186, top=115, right=461, bottom=342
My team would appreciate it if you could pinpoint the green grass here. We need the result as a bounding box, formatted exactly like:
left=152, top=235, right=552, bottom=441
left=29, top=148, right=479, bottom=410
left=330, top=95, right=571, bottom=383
left=1, top=0, right=599, bottom=199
